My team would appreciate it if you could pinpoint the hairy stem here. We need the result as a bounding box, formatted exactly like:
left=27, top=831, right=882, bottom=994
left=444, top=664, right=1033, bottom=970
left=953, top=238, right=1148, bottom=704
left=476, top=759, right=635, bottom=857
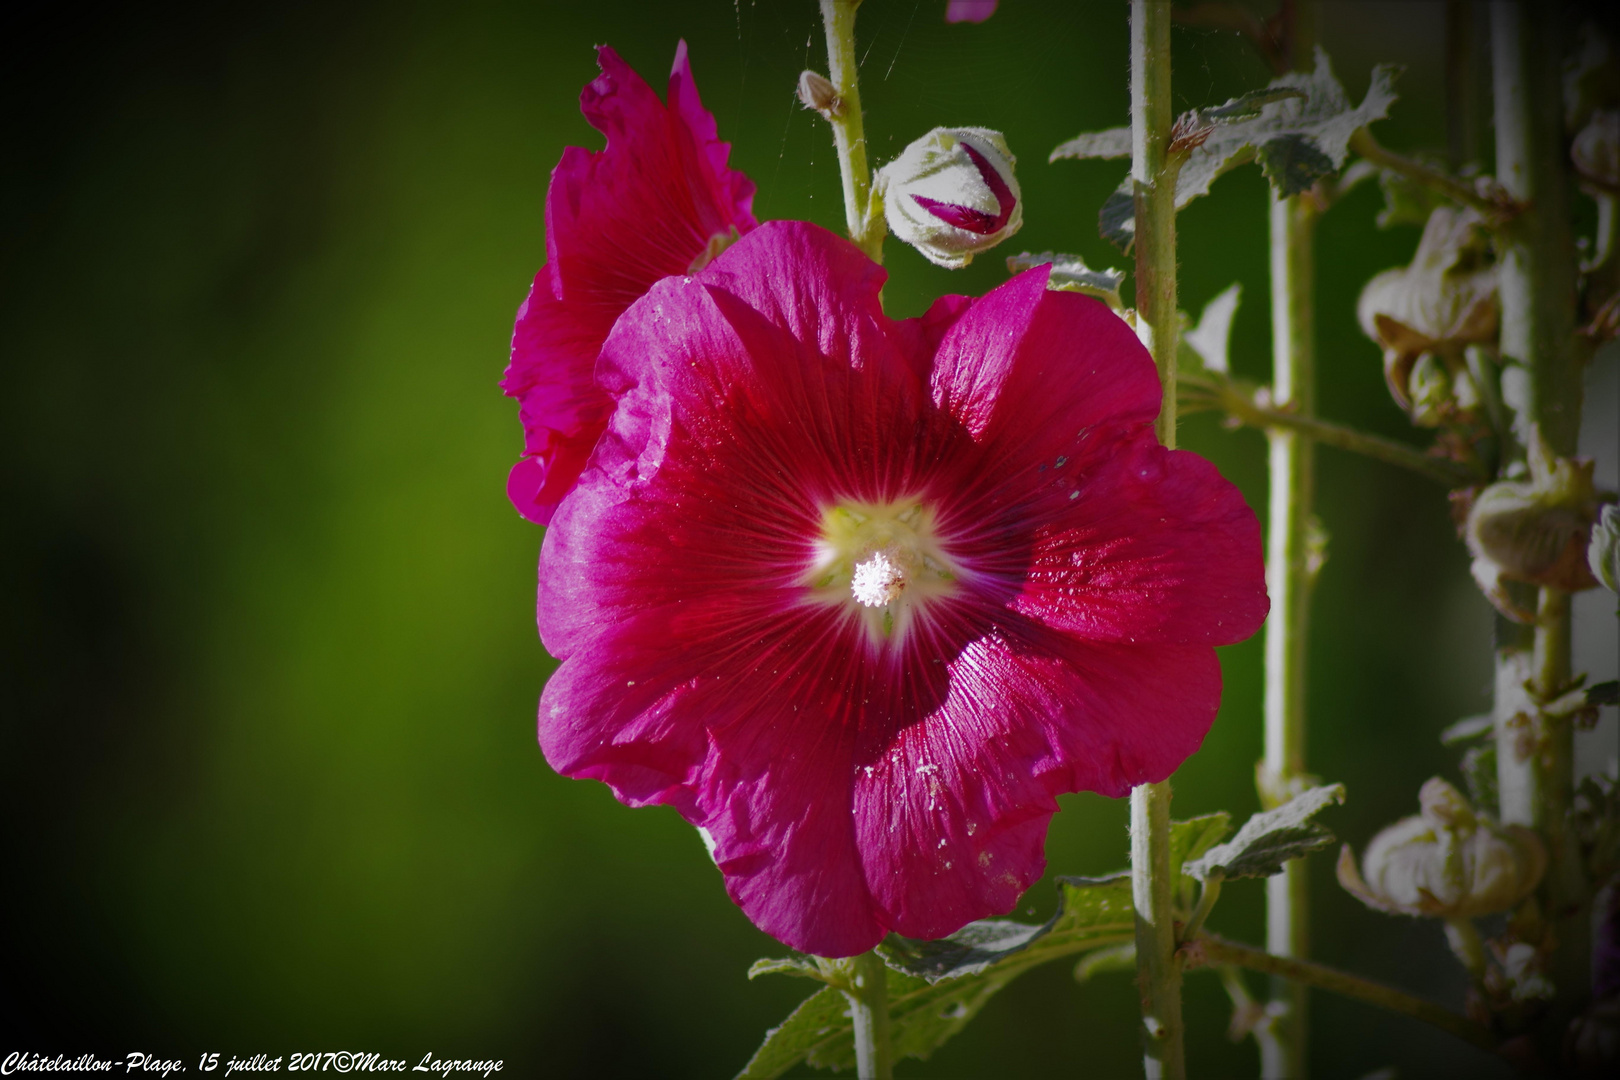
left=1348, top=128, right=1518, bottom=223
left=1187, top=935, right=1499, bottom=1053
left=1263, top=164, right=1319, bottom=1080
left=1185, top=378, right=1485, bottom=487
left=1129, top=6, right=1186, bottom=1079
left=1489, top=0, right=1589, bottom=1021
left=845, top=951, right=893, bottom=1080
left=818, top=0, right=883, bottom=262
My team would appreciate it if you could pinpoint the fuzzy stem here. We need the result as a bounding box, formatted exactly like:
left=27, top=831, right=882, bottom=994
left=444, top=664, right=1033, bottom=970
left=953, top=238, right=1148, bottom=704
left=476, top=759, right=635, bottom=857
left=1261, top=12, right=1318, bottom=1072
left=1184, top=378, right=1484, bottom=486
left=1187, top=935, right=1499, bottom=1053
left=818, top=0, right=883, bottom=262
left=845, top=951, right=893, bottom=1080
left=1488, top=0, right=1589, bottom=1018
left=1348, top=128, right=1517, bottom=223
left=1262, top=187, right=1318, bottom=1080
left=1128, top=6, right=1187, bottom=1079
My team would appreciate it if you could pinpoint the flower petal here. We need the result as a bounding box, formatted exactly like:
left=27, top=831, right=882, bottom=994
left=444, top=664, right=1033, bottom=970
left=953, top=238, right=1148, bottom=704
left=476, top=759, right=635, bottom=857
left=1009, top=435, right=1268, bottom=644
left=853, top=622, right=1221, bottom=938
left=502, top=43, right=757, bottom=524
left=930, top=268, right=1162, bottom=450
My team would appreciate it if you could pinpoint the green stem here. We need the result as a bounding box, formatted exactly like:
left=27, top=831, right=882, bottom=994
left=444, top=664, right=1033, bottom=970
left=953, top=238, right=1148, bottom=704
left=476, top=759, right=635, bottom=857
left=1185, top=378, right=1485, bottom=487
left=1128, top=6, right=1186, bottom=1078
left=1181, top=874, right=1223, bottom=943
left=845, top=951, right=893, bottom=1080
left=1260, top=11, right=1319, bottom=1073
left=1488, top=0, right=1590, bottom=1019
left=1348, top=128, right=1518, bottom=224
left=818, top=0, right=884, bottom=262
left=1262, top=191, right=1317, bottom=1080
left=1186, top=935, right=1499, bottom=1053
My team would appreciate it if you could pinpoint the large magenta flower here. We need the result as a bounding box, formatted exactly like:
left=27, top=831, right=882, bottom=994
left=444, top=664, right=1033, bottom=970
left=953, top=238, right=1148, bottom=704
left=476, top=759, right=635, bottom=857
left=538, top=221, right=1268, bottom=957
left=502, top=43, right=757, bottom=525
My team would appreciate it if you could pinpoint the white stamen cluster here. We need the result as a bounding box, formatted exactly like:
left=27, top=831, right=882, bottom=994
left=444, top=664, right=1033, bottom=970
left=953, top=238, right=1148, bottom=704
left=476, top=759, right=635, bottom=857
left=851, top=549, right=907, bottom=607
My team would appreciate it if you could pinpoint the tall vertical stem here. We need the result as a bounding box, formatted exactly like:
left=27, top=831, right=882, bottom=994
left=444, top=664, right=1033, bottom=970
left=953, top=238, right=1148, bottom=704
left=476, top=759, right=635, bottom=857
left=818, top=0, right=884, bottom=262
left=1260, top=6, right=1317, bottom=1077
left=1489, top=0, right=1589, bottom=1016
left=845, top=951, right=893, bottom=1080
left=1129, top=4, right=1186, bottom=1079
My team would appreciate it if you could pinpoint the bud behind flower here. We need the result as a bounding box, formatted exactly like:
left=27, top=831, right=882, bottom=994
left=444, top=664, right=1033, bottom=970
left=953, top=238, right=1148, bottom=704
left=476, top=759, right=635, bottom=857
left=879, top=127, right=1022, bottom=269
left=1338, top=778, right=1545, bottom=919
left=1466, top=433, right=1614, bottom=620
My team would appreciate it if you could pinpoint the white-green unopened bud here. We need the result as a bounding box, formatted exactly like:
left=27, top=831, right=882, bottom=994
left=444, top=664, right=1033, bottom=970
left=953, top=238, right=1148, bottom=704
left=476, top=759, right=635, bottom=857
left=1337, top=778, right=1545, bottom=919
left=879, top=127, right=1022, bottom=269
left=1591, top=503, right=1620, bottom=595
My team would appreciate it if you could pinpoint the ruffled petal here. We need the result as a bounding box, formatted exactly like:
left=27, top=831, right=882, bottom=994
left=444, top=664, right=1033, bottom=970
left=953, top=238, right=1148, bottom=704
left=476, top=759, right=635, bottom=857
left=503, top=43, right=757, bottom=524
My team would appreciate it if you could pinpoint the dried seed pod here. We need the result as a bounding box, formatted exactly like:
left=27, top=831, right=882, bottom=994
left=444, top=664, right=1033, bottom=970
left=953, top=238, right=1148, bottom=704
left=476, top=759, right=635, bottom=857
left=1356, top=207, right=1498, bottom=413
left=1338, top=778, right=1545, bottom=919
left=1465, top=434, right=1613, bottom=620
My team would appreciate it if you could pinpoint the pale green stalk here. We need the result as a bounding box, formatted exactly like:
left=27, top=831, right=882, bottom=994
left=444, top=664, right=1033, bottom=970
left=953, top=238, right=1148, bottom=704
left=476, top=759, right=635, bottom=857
left=1128, top=4, right=1186, bottom=1078
left=1488, top=0, right=1589, bottom=1019
left=1187, top=935, right=1498, bottom=1053
left=818, top=0, right=884, bottom=262
left=1259, top=6, right=1318, bottom=1077
left=845, top=951, right=893, bottom=1080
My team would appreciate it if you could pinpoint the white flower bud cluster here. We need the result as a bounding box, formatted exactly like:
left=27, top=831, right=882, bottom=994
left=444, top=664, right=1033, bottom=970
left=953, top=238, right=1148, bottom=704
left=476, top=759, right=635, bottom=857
left=878, top=127, right=1022, bottom=269
left=1337, top=778, right=1545, bottom=920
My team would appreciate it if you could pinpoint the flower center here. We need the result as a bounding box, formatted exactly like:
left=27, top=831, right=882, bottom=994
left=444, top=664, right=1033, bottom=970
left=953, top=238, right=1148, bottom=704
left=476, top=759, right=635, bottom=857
left=802, top=498, right=962, bottom=645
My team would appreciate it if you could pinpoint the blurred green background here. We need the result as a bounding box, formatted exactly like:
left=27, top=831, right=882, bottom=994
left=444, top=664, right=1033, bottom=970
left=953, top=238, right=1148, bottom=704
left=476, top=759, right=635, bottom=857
left=3, top=1, right=1615, bottom=1076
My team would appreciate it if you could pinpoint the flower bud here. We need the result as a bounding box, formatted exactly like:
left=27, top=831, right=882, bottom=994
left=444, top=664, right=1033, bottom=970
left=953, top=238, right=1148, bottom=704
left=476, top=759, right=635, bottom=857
left=1466, top=433, right=1614, bottom=619
left=1591, top=503, right=1620, bottom=595
left=1574, top=110, right=1620, bottom=189
left=1338, top=778, right=1545, bottom=919
left=879, top=127, right=1022, bottom=269
left=1356, top=207, right=1497, bottom=414
left=797, top=70, right=842, bottom=119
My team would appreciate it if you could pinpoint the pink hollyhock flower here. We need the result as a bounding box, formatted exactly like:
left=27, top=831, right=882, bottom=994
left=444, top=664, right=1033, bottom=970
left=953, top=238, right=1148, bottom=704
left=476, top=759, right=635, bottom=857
left=537, top=221, right=1267, bottom=956
left=946, top=0, right=998, bottom=24
left=502, top=42, right=757, bottom=525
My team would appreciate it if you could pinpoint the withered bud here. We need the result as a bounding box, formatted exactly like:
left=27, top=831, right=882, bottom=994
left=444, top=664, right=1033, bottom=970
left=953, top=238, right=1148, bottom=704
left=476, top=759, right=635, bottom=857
left=1466, top=432, right=1615, bottom=620
left=797, top=70, right=843, bottom=119
left=1356, top=207, right=1498, bottom=414
left=1338, top=778, right=1546, bottom=920
left=1591, top=504, right=1620, bottom=595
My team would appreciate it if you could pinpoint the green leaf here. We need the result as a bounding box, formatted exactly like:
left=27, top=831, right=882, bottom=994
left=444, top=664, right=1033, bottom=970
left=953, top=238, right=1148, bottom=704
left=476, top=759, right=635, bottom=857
left=1008, top=251, right=1127, bottom=309
left=1049, top=126, right=1131, bottom=162
left=1184, top=784, right=1346, bottom=881
left=1440, top=714, right=1494, bottom=746
left=1461, top=742, right=1499, bottom=819
left=879, top=873, right=1135, bottom=982
left=1099, top=179, right=1136, bottom=252
left=1255, top=133, right=1338, bottom=195
left=735, top=986, right=854, bottom=1080
left=1182, top=285, right=1242, bottom=375
left=1588, top=680, right=1619, bottom=707
left=1099, top=50, right=1398, bottom=247
left=1074, top=940, right=1136, bottom=981
left=1376, top=164, right=1453, bottom=229
left=740, top=876, right=1136, bottom=1076
left=1201, top=87, right=1309, bottom=122
left=746, top=956, right=828, bottom=982
left=1169, top=811, right=1233, bottom=879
